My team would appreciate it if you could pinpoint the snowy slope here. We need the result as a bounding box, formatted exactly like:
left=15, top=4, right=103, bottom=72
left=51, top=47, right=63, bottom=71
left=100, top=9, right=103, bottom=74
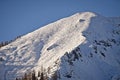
left=0, top=12, right=120, bottom=80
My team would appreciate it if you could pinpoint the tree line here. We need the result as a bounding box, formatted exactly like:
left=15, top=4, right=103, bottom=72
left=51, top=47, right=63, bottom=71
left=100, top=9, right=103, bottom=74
left=15, top=68, right=58, bottom=80
left=0, top=35, right=21, bottom=48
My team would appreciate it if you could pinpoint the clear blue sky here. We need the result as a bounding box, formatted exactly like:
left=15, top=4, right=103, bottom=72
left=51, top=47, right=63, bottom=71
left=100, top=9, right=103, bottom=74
left=0, top=0, right=120, bottom=42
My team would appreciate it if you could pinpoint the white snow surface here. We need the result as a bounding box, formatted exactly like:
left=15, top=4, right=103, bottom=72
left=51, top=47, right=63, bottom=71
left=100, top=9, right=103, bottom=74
left=0, top=12, right=120, bottom=80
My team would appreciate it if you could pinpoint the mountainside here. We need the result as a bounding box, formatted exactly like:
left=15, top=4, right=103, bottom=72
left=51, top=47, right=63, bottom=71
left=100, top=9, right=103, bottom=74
left=0, top=12, right=120, bottom=80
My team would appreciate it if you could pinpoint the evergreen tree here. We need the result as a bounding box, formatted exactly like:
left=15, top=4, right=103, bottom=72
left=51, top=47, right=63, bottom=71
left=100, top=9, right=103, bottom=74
left=40, top=72, right=44, bottom=80
left=38, top=71, right=40, bottom=77
left=32, top=70, right=36, bottom=80
left=51, top=71, right=58, bottom=80
left=16, top=78, right=19, bottom=80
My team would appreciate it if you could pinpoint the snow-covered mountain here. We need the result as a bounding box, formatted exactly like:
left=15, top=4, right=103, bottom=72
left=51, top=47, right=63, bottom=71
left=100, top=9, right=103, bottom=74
left=0, top=12, right=120, bottom=80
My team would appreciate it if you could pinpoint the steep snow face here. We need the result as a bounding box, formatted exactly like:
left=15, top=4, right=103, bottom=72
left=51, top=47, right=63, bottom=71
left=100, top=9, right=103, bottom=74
left=59, top=18, right=120, bottom=80
left=0, top=12, right=120, bottom=80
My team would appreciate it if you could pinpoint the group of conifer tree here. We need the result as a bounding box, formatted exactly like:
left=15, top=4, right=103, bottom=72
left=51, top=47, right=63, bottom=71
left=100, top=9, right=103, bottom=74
left=15, top=69, right=58, bottom=80
left=0, top=35, right=21, bottom=48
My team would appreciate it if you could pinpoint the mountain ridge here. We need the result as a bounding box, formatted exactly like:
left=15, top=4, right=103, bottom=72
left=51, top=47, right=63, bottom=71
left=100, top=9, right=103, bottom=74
left=0, top=12, right=120, bottom=80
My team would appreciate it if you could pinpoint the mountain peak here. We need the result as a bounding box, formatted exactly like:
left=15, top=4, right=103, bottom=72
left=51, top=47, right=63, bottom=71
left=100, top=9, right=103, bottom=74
left=0, top=12, right=120, bottom=80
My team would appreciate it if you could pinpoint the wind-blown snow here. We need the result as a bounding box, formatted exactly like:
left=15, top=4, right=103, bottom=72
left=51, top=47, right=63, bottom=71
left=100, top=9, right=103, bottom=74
left=0, top=12, right=120, bottom=80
